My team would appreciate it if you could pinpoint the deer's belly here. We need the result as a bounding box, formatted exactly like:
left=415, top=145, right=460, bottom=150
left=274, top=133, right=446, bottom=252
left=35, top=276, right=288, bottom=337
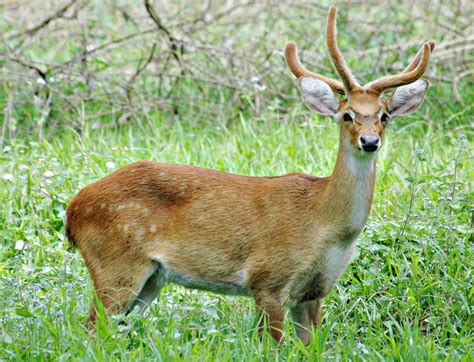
left=168, top=270, right=251, bottom=296
left=150, top=252, right=252, bottom=296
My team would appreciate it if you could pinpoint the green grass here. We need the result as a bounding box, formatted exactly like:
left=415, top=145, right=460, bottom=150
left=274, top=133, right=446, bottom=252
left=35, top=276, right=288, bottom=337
left=0, top=106, right=472, bottom=360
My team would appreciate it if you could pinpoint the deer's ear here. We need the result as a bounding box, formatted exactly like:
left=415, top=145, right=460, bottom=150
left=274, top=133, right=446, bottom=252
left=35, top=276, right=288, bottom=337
left=387, top=79, right=429, bottom=117
left=299, top=77, right=339, bottom=116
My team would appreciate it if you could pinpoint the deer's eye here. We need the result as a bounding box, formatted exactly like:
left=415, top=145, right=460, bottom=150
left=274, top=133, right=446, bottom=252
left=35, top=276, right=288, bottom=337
left=381, top=113, right=389, bottom=123
left=343, top=113, right=353, bottom=122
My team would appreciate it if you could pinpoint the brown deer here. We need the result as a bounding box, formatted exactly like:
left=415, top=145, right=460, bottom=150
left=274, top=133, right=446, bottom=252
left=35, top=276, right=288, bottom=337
left=66, top=7, right=434, bottom=344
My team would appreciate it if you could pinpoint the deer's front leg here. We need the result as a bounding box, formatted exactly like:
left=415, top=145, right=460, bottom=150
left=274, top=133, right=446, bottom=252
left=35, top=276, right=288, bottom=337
left=291, top=299, right=322, bottom=344
left=307, top=298, right=322, bottom=327
left=253, top=291, right=285, bottom=344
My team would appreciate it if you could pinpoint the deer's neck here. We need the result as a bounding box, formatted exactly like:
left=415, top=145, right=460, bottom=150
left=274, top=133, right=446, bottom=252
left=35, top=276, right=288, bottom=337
left=321, top=140, right=377, bottom=240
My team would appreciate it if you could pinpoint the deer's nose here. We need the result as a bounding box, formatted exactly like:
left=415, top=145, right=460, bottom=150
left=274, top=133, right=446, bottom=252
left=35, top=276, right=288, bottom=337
left=359, top=135, right=380, bottom=152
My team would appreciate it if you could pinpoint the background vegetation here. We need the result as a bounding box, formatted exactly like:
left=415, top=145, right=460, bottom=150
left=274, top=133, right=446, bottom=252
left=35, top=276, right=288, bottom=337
left=1, top=0, right=472, bottom=360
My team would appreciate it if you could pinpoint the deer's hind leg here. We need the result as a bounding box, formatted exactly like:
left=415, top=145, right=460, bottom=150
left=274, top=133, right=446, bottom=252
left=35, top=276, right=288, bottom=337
left=128, top=262, right=167, bottom=313
left=85, top=254, right=160, bottom=327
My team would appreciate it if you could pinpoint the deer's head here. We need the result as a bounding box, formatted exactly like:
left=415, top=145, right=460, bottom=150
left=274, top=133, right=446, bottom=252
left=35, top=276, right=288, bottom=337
left=285, top=7, right=434, bottom=156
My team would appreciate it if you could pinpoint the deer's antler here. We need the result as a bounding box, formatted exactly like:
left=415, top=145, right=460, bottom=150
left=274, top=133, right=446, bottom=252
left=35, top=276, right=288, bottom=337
left=402, top=41, right=435, bottom=73
left=366, top=42, right=435, bottom=93
left=285, top=7, right=435, bottom=96
left=284, top=41, right=346, bottom=95
left=326, top=6, right=361, bottom=93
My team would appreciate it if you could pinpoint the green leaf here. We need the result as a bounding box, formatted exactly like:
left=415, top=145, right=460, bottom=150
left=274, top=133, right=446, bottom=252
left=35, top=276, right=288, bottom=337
left=16, top=308, right=33, bottom=317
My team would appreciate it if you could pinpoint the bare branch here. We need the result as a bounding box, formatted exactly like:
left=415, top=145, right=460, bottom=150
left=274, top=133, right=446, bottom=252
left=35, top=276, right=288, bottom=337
left=7, top=0, right=79, bottom=40
left=144, top=0, right=183, bottom=65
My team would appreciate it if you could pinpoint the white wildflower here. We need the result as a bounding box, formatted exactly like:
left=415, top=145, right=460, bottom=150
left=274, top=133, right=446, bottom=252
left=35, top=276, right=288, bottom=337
left=106, top=161, right=116, bottom=169
left=43, top=170, right=54, bottom=178
left=36, top=77, right=46, bottom=85
left=15, top=240, right=25, bottom=250
left=3, top=173, right=14, bottom=181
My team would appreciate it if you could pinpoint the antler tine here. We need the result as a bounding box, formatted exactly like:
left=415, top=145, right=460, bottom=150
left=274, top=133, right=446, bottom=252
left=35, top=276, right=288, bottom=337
left=284, top=41, right=346, bottom=95
left=367, top=42, right=433, bottom=94
left=402, top=41, right=435, bottom=73
left=326, top=6, right=361, bottom=92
